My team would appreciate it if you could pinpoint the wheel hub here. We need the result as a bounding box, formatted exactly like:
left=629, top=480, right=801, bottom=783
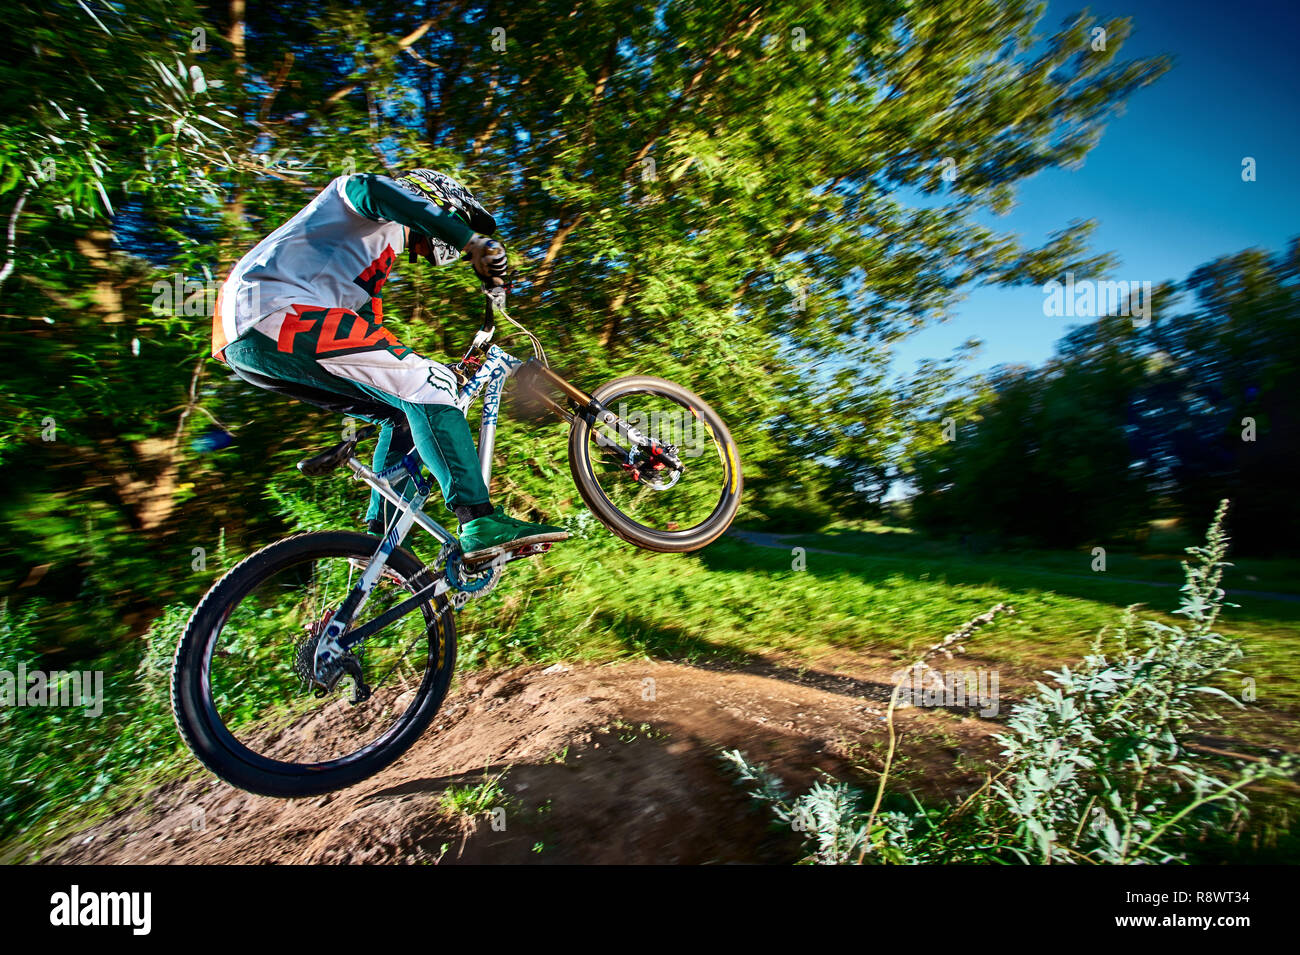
left=292, top=610, right=371, bottom=704
left=626, top=441, right=682, bottom=490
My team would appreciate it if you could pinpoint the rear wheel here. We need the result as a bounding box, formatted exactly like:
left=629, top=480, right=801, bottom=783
left=568, top=375, right=742, bottom=552
left=171, top=531, right=455, bottom=797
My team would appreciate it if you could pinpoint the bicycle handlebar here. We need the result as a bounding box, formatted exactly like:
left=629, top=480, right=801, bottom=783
left=459, top=286, right=548, bottom=369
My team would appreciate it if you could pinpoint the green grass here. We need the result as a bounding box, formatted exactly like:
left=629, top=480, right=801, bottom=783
left=455, top=531, right=1300, bottom=711
left=437, top=773, right=511, bottom=817
left=6, top=523, right=1298, bottom=862
left=784, top=523, right=1300, bottom=595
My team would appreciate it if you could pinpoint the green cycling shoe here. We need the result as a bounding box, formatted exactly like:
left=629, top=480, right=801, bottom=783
left=457, top=506, right=568, bottom=563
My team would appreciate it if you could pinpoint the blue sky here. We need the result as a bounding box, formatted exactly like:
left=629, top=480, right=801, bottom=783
left=889, top=0, right=1300, bottom=377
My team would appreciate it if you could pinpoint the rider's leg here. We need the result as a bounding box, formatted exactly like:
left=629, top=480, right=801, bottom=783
left=223, top=327, right=416, bottom=528
left=224, top=305, right=565, bottom=555
left=348, top=392, right=567, bottom=559
left=367, top=395, right=567, bottom=560
left=224, top=310, right=492, bottom=515
left=363, top=421, right=416, bottom=528
left=350, top=386, right=569, bottom=560
left=349, top=386, right=493, bottom=519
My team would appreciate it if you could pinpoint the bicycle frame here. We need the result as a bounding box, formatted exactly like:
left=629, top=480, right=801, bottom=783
left=357, top=340, right=528, bottom=541
left=314, top=339, right=533, bottom=657
left=311, top=306, right=677, bottom=663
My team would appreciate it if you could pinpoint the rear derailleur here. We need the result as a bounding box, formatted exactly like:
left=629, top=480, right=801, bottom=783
left=293, top=611, right=372, bottom=705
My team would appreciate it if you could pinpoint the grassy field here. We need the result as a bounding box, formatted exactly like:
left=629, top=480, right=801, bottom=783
left=458, top=524, right=1300, bottom=713
left=786, top=522, right=1300, bottom=594
left=6, top=518, right=1299, bottom=860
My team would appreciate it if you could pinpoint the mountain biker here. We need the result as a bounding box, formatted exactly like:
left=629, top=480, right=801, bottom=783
left=211, top=168, right=567, bottom=562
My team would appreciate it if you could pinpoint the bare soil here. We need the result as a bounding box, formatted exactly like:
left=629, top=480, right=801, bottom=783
left=41, top=654, right=1012, bottom=865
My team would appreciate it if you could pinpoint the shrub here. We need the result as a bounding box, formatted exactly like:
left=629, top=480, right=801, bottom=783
left=727, top=501, right=1297, bottom=864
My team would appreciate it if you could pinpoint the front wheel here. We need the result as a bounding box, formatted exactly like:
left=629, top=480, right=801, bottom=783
left=171, top=531, right=456, bottom=797
left=568, top=375, right=742, bottom=552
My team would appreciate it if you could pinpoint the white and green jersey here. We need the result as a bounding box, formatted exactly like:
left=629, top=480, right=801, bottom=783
left=212, top=172, right=486, bottom=360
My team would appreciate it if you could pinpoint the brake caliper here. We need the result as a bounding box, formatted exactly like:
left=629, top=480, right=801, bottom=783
left=624, top=440, right=681, bottom=489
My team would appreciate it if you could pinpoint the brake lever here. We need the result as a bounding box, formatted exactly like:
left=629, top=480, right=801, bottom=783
left=454, top=288, right=511, bottom=381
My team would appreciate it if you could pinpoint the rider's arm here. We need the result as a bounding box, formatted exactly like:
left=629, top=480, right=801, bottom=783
left=342, top=173, right=476, bottom=251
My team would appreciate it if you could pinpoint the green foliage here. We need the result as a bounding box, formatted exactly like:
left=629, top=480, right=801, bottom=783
left=265, top=475, right=360, bottom=533
left=728, top=502, right=1298, bottom=864
left=0, top=0, right=1212, bottom=859
left=437, top=772, right=511, bottom=818
left=0, top=0, right=1170, bottom=659
left=909, top=242, right=1300, bottom=552
left=0, top=597, right=193, bottom=855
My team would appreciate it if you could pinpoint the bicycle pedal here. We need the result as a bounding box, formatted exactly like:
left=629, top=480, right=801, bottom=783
left=506, top=542, right=553, bottom=562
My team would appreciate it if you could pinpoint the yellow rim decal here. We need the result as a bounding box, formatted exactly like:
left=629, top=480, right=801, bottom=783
left=698, top=418, right=737, bottom=495
left=705, top=421, right=725, bottom=472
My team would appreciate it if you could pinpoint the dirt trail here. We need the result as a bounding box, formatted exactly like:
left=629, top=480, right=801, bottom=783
left=40, top=655, right=1005, bottom=865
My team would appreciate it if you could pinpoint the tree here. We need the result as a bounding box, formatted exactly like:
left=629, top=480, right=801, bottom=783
left=0, top=0, right=1170, bottom=647
left=907, top=242, right=1300, bottom=552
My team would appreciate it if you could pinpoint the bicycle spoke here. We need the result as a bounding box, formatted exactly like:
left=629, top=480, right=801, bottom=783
left=204, top=553, right=437, bottom=766
left=587, top=390, right=728, bottom=533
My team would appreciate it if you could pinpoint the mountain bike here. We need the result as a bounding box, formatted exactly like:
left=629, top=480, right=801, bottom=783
left=171, top=291, right=743, bottom=797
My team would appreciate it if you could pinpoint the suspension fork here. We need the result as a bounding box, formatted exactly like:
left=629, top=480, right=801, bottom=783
left=516, top=359, right=590, bottom=424
left=517, top=361, right=683, bottom=469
